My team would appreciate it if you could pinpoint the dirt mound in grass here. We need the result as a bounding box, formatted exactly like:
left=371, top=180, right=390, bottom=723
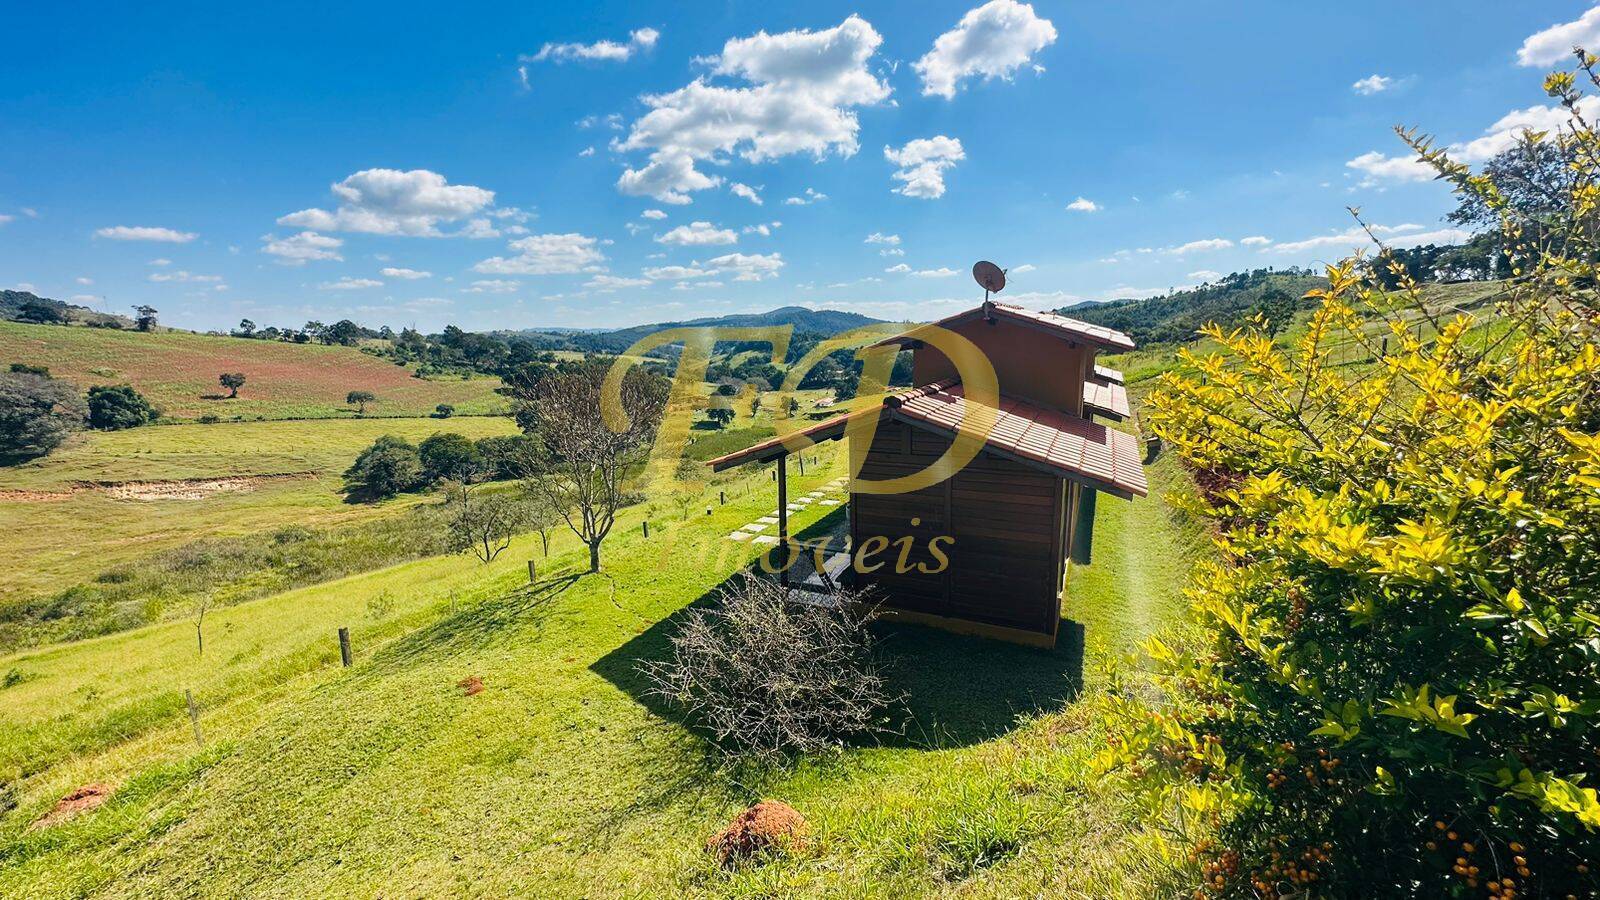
left=457, top=675, right=484, bottom=696
left=707, top=800, right=806, bottom=866
left=32, top=783, right=112, bottom=828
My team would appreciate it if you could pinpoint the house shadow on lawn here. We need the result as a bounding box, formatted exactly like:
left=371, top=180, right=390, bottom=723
left=589, top=568, right=1085, bottom=752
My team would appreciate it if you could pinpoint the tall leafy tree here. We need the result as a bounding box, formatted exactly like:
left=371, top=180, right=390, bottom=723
left=0, top=371, right=85, bottom=462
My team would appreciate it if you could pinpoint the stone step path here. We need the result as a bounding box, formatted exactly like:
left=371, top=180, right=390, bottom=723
left=725, top=479, right=850, bottom=543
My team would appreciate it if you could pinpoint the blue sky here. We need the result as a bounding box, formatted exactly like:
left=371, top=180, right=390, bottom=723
left=3, top=1, right=1598, bottom=331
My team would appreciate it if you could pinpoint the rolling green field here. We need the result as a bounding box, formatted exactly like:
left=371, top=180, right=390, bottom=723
left=0, top=321, right=507, bottom=421
left=0, top=426, right=1204, bottom=898
left=0, top=416, right=518, bottom=603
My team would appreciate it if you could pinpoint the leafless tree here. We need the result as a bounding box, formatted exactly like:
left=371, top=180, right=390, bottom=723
left=513, top=363, right=668, bottom=572
left=193, top=592, right=212, bottom=656
left=523, top=488, right=558, bottom=557
left=443, top=480, right=525, bottom=564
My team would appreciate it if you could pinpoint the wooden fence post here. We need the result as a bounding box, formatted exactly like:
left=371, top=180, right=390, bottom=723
left=528, top=559, right=536, bottom=583
left=719, top=490, right=725, bottom=505
left=185, top=689, right=203, bottom=746
left=338, top=627, right=352, bottom=667
left=642, top=520, right=650, bottom=538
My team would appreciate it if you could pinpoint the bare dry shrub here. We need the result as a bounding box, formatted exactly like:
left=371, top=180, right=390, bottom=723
left=643, top=573, right=896, bottom=764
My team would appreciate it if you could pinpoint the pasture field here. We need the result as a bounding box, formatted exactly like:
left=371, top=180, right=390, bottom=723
left=0, top=321, right=506, bottom=420
left=0, top=416, right=518, bottom=603
left=0, top=430, right=1204, bottom=898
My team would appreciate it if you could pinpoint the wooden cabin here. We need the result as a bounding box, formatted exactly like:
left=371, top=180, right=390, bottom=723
left=708, top=300, right=1146, bottom=648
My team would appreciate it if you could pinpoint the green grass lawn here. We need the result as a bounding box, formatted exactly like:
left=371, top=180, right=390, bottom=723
left=0, top=417, right=518, bottom=603
left=0, top=429, right=1205, bottom=898
left=0, top=321, right=507, bottom=421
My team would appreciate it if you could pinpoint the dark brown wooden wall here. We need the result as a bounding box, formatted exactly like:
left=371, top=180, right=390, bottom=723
left=910, top=316, right=1093, bottom=416
left=851, top=420, right=1068, bottom=637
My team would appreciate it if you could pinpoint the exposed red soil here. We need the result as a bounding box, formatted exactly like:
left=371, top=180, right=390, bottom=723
left=457, top=676, right=484, bottom=697
left=707, top=800, right=807, bottom=866
left=31, top=783, right=112, bottom=828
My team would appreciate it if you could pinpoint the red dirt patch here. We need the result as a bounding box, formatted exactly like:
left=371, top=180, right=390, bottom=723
left=707, top=800, right=807, bottom=867
left=457, top=676, right=484, bottom=697
left=32, top=783, right=112, bottom=829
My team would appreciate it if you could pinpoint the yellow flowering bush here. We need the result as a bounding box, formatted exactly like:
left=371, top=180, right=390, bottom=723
left=1102, top=55, right=1600, bottom=898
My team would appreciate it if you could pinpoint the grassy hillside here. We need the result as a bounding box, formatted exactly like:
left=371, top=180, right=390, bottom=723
left=0, top=433, right=1204, bottom=897
left=0, top=321, right=506, bottom=421
left=0, top=417, right=517, bottom=603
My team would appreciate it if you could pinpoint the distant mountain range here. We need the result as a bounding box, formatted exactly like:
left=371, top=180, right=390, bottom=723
left=502, top=305, right=885, bottom=353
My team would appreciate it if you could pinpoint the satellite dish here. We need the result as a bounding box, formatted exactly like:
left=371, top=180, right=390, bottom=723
left=973, top=260, right=1006, bottom=295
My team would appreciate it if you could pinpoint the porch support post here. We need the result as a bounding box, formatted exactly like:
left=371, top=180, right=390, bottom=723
left=777, top=451, right=789, bottom=587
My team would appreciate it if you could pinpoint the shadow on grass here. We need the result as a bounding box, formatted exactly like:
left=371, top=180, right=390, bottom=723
left=589, top=563, right=1085, bottom=751
left=365, top=573, right=581, bottom=671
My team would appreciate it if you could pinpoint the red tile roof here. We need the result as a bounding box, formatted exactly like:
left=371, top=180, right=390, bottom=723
left=888, top=382, right=1147, bottom=498
left=708, top=381, right=1147, bottom=498
left=870, top=301, right=1136, bottom=352
left=1093, top=364, right=1124, bottom=384
left=1082, top=377, right=1131, bottom=420
left=983, top=302, right=1137, bottom=351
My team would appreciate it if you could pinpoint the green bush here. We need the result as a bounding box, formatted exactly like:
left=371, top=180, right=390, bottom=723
left=417, top=432, right=482, bottom=483
left=342, top=435, right=423, bottom=500
left=86, top=384, right=158, bottom=430
left=1102, top=59, right=1600, bottom=898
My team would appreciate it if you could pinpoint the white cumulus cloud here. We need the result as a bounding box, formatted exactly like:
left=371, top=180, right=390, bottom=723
left=1240, top=235, right=1273, bottom=247
left=641, top=209, right=668, bottom=220
left=1168, top=237, right=1233, bottom=254
left=381, top=267, right=431, bottom=279
left=1066, top=196, right=1100, bottom=212
left=279, top=168, right=496, bottom=237
left=643, top=265, right=713, bottom=280
left=656, top=221, right=738, bottom=246
left=1351, top=74, right=1393, bottom=95
left=1518, top=8, right=1600, bottom=67
left=148, top=270, right=224, bottom=284
left=261, top=231, right=344, bottom=265
left=864, top=232, right=900, bottom=245
left=464, top=278, right=518, bottom=293
left=528, top=27, right=659, bottom=64
left=1346, top=96, right=1600, bottom=187
left=784, top=187, right=828, bottom=206
left=95, top=225, right=197, bottom=243
left=585, top=274, right=652, bottom=290
left=706, top=252, right=784, bottom=281
left=473, top=233, right=606, bottom=275
left=729, top=183, right=764, bottom=205
left=885, top=135, right=965, bottom=199
left=320, top=277, right=384, bottom=290
left=615, top=16, right=890, bottom=204
left=1269, top=223, right=1472, bottom=256
left=914, top=0, right=1058, bottom=99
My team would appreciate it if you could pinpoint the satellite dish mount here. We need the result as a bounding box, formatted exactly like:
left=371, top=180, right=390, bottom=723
left=973, top=260, right=1007, bottom=318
